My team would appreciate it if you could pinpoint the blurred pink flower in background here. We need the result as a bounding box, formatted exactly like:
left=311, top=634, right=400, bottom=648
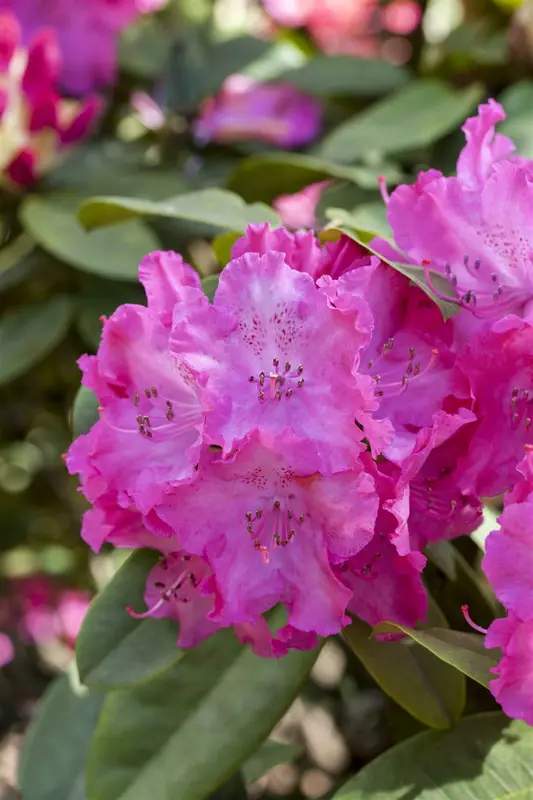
left=194, top=75, right=321, bottom=148
left=12, top=576, right=91, bottom=650
left=263, top=0, right=421, bottom=60
left=273, top=181, right=332, bottom=229
left=1, top=0, right=167, bottom=94
left=0, top=633, right=13, bottom=667
left=0, top=11, right=100, bottom=188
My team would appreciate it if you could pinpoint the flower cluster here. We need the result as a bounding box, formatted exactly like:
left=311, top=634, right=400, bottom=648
left=2, top=0, right=166, bottom=95
left=68, top=98, right=533, bottom=727
left=263, top=0, right=422, bottom=61
left=0, top=11, right=100, bottom=188
left=193, top=75, right=322, bottom=149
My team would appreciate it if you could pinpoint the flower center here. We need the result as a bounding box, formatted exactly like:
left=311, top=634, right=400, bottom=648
left=248, top=357, right=305, bottom=403
left=244, top=498, right=306, bottom=563
left=509, top=386, right=533, bottom=432
left=366, top=339, right=438, bottom=398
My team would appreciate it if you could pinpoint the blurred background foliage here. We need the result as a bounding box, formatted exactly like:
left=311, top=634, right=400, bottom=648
left=0, top=0, right=530, bottom=795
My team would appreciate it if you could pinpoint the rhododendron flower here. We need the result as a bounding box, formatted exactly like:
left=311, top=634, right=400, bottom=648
left=263, top=0, right=421, bottom=58
left=170, top=249, right=392, bottom=470
left=156, top=432, right=378, bottom=639
left=0, top=12, right=100, bottom=187
left=67, top=252, right=205, bottom=515
left=3, top=0, right=167, bottom=95
left=453, top=318, right=533, bottom=497
left=387, top=100, right=533, bottom=326
left=0, top=632, right=13, bottom=667
left=193, top=76, right=321, bottom=148
left=273, top=181, right=331, bottom=229
left=481, top=448, right=533, bottom=725
left=12, top=575, right=90, bottom=650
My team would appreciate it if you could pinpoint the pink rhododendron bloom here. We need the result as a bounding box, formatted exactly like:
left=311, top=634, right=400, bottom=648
left=193, top=75, right=321, bottom=148
left=156, top=432, right=378, bottom=639
left=2, top=0, right=167, bottom=95
left=482, top=448, right=533, bottom=725
left=263, top=0, right=421, bottom=57
left=170, top=249, right=392, bottom=471
left=273, top=181, right=331, bottom=229
left=67, top=252, right=205, bottom=515
left=0, top=11, right=100, bottom=187
left=453, top=318, right=533, bottom=497
left=387, top=100, right=533, bottom=326
left=0, top=632, right=13, bottom=666
left=12, top=576, right=91, bottom=650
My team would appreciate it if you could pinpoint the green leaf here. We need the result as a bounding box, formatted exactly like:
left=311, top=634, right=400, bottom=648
left=373, top=624, right=499, bottom=689
left=203, top=36, right=274, bottom=96
left=280, top=55, right=410, bottom=96
left=499, top=82, right=533, bottom=159
left=20, top=194, right=159, bottom=281
left=211, top=231, right=241, bottom=268
left=19, top=666, right=105, bottom=800
left=243, top=740, right=302, bottom=784
left=78, top=189, right=279, bottom=234
left=71, top=386, right=99, bottom=439
left=76, top=550, right=182, bottom=691
left=332, top=712, right=533, bottom=799
left=0, top=234, right=39, bottom=294
left=0, top=295, right=73, bottom=386
left=209, top=773, right=248, bottom=800
left=343, top=616, right=465, bottom=729
left=325, top=202, right=391, bottom=241
left=228, top=152, right=403, bottom=204
left=201, top=274, right=220, bottom=302
left=87, top=627, right=318, bottom=800
left=319, top=80, right=484, bottom=163
left=330, top=223, right=460, bottom=320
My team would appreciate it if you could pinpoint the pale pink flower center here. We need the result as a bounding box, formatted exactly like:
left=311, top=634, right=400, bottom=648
left=249, top=357, right=305, bottom=403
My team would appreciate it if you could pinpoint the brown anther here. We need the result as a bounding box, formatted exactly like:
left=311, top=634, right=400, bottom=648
left=402, top=375, right=409, bottom=386
left=245, top=511, right=253, bottom=521
left=144, top=388, right=151, bottom=398
left=166, top=408, right=174, bottom=421
left=249, top=376, right=255, bottom=382
left=273, top=357, right=279, bottom=367
left=407, top=363, right=414, bottom=375
left=253, top=539, right=262, bottom=549
left=367, top=359, right=373, bottom=368
left=288, top=530, right=295, bottom=540
left=298, top=514, right=305, bottom=523
left=259, top=372, right=265, bottom=386
left=513, top=412, right=520, bottom=424
left=273, top=500, right=281, bottom=509
left=526, top=418, right=532, bottom=430
left=409, top=347, right=415, bottom=359
left=512, top=387, right=520, bottom=397
left=139, top=425, right=146, bottom=436
left=146, top=430, right=153, bottom=438
left=247, top=522, right=254, bottom=534
left=274, top=534, right=281, bottom=545
left=275, top=389, right=282, bottom=400
left=182, top=555, right=191, bottom=562
left=154, top=581, right=165, bottom=589
left=256, top=509, right=263, bottom=519
left=259, top=390, right=265, bottom=401
left=136, top=415, right=143, bottom=424
left=297, top=378, right=304, bottom=388
left=413, top=362, right=421, bottom=375
left=151, top=387, right=158, bottom=397
left=374, top=375, right=381, bottom=384
left=284, top=361, right=291, bottom=372
left=281, top=539, right=288, bottom=547
left=190, top=574, right=198, bottom=588
left=143, top=416, right=150, bottom=426
left=297, top=365, right=303, bottom=375
left=375, top=390, right=384, bottom=397
left=286, top=388, right=293, bottom=398
left=287, top=509, right=293, bottom=519
left=133, top=393, right=140, bottom=406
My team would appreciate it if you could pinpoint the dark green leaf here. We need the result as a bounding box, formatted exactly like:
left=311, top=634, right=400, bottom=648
left=78, top=189, right=279, bottom=233
left=209, top=773, right=248, bottom=800
left=0, top=295, right=73, bottom=386
left=343, top=616, right=465, bottom=729
left=76, top=283, right=145, bottom=350
left=228, top=152, right=403, bottom=204
left=203, top=36, right=274, bottom=96
left=19, top=666, right=105, bottom=800
left=280, top=55, right=410, bottom=96
left=0, top=234, right=39, bottom=294
left=71, top=387, right=99, bottom=439
left=332, top=712, right=533, bottom=799
left=87, top=626, right=318, bottom=800
left=119, top=16, right=173, bottom=78
left=20, top=195, right=159, bottom=281
left=319, top=80, right=484, bottom=163
left=76, top=550, right=182, bottom=690
left=373, top=624, right=499, bottom=688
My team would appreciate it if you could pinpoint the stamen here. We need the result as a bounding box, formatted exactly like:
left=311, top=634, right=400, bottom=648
left=378, top=175, right=390, bottom=204
left=461, top=604, right=488, bottom=635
